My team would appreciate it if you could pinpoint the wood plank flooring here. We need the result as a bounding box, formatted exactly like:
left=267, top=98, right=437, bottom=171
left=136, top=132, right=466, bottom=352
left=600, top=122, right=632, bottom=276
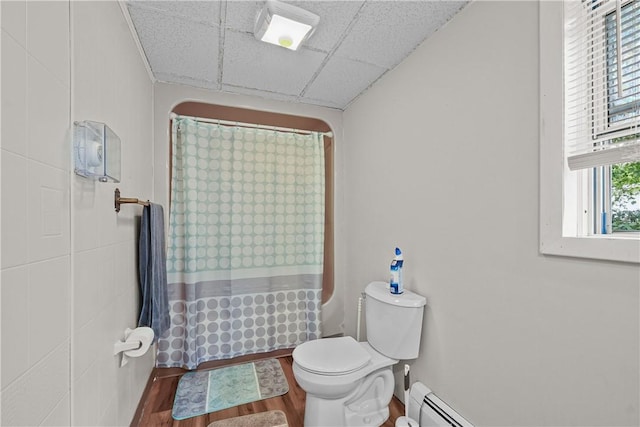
left=134, top=351, right=405, bottom=427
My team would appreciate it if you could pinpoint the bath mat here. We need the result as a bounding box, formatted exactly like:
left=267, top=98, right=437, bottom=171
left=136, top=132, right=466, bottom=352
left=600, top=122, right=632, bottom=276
left=207, top=410, right=288, bottom=427
left=172, top=358, right=289, bottom=420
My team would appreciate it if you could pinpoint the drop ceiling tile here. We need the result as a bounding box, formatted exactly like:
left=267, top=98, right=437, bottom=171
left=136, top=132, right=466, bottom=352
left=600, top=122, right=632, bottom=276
left=220, top=84, right=299, bottom=104
left=334, top=1, right=467, bottom=69
left=127, top=5, right=219, bottom=85
left=155, top=72, right=219, bottom=91
left=293, top=1, right=365, bottom=53
left=303, top=55, right=386, bottom=109
left=224, top=1, right=261, bottom=32
left=222, top=30, right=326, bottom=96
left=127, top=1, right=220, bottom=25
left=298, top=96, right=344, bottom=110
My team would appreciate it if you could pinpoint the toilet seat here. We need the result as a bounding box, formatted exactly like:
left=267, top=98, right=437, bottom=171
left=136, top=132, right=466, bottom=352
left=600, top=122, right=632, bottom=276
left=293, top=336, right=372, bottom=376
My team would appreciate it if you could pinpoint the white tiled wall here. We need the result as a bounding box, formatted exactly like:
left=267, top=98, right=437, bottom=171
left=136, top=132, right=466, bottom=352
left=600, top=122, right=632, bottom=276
left=1, top=1, right=155, bottom=425
left=1, top=1, right=72, bottom=425
left=71, top=1, right=154, bottom=425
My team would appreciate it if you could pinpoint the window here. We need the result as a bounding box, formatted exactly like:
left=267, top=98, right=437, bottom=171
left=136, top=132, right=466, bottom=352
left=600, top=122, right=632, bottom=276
left=539, top=0, right=640, bottom=263
left=606, top=2, right=640, bottom=233
left=566, top=0, right=640, bottom=236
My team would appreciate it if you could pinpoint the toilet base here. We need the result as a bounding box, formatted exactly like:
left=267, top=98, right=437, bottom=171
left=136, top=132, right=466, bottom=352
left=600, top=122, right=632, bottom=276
left=304, top=394, right=390, bottom=427
left=302, top=367, right=395, bottom=427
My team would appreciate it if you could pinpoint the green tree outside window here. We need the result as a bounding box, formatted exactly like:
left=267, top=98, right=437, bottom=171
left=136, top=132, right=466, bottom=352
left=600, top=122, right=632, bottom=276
left=612, top=161, right=640, bottom=231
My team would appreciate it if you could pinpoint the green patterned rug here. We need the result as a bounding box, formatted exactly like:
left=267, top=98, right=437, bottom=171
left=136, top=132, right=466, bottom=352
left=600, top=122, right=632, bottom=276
left=172, top=359, right=289, bottom=420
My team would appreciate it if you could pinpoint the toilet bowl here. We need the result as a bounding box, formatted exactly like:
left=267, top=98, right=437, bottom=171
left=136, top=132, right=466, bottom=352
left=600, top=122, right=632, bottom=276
left=292, top=281, right=427, bottom=427
left=292, top=336, right=398, bottom=426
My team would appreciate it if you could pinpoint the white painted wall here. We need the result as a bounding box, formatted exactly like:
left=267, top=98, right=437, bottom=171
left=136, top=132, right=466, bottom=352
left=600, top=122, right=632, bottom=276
left=1, top=1, right=154, bottom=425
left=342, top=2, right=639, bottom=426
left=152, top=82, right=346, bottom=337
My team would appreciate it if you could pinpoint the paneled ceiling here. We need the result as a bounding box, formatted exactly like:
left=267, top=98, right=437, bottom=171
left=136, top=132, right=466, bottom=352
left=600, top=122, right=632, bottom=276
left=126, top=1, right=468, bottom=110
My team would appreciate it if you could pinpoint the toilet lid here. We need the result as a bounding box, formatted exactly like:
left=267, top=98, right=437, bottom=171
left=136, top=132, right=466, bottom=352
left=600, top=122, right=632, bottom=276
left=293, top=336, right=371, bottom=375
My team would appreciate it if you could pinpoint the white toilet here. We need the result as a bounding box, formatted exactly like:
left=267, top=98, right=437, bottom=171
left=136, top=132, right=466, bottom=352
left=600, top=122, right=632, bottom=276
left=292, top=281, right=426, bottom=427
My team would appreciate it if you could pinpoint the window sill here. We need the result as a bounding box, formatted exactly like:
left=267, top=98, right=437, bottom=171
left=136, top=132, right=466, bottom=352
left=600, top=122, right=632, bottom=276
left=540, top=234, right=640, bottom=264
left=610, top=232, right=640, bottom=239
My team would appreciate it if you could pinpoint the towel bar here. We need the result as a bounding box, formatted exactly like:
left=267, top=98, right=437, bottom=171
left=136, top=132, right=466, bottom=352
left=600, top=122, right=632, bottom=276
left=114, top=188, right=150, bottom=212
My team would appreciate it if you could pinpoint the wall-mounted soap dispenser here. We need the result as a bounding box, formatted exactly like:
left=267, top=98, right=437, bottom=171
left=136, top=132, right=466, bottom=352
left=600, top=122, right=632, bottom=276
left=73, top=120, right=121, bottom=182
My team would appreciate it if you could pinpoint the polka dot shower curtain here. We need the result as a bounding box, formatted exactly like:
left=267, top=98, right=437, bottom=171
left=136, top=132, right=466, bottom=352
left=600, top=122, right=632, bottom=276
left=156, top=116, right=324, bottom=369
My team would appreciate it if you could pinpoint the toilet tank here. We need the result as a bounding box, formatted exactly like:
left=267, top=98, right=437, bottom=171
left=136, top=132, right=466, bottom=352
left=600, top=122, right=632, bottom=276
left=365, top=281, right=426, bottom=359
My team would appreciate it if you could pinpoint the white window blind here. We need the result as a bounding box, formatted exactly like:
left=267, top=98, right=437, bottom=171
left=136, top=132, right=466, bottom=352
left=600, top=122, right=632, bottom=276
left=564, top=0, right=640, bottom=170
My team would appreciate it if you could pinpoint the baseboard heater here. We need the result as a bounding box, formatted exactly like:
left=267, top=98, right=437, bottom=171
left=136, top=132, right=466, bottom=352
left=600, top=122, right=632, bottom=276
left=407, top=382, right=474, bottom=427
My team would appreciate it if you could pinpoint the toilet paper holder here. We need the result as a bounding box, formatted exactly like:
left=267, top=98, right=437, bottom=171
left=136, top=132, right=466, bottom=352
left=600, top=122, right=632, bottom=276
left=113, top=335, right=143, bottom=354
left=113, top=327, right=154, bottom=367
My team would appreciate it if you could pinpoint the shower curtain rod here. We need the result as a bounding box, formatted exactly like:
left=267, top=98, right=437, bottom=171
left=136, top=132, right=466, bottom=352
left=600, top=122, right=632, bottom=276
left=170, top=113, right=333, bottom=138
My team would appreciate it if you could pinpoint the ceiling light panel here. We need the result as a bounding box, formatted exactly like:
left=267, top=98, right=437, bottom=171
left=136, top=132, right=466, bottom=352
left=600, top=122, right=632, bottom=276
left=254, top=1, right=320, bottom=50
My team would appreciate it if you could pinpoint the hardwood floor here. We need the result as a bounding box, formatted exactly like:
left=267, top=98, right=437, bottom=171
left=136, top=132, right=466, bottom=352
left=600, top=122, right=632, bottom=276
left=134, top=351, right=405, bottom=427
